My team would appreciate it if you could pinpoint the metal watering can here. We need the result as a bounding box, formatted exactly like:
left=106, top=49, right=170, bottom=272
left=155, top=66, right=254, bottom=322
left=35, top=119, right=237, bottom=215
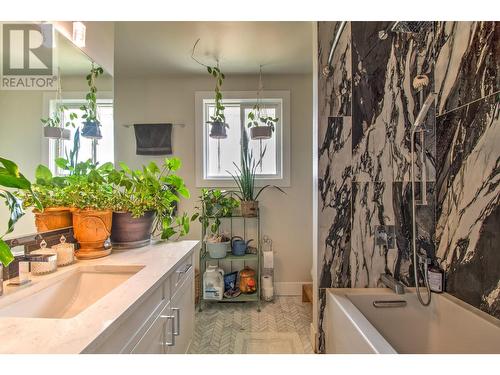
left=231, top=236, right=253, bottom=256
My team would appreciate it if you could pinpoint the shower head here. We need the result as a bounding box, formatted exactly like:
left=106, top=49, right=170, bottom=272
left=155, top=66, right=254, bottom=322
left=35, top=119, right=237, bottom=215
left=391, top=21, right=433, bottom=34
left=411, top=92, right=437, bottom=132
left=379, top=21, right=433, bottom=40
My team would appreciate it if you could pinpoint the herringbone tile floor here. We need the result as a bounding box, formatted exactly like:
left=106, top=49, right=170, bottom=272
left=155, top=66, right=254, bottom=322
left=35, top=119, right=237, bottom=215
left=188, top=296, right=314, bottom=354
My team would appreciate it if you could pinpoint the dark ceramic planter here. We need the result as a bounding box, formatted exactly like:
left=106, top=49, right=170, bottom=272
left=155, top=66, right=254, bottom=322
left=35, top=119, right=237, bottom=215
left=81, top=119, right=102, bottom=139
left=208, top=121, right=228, bottom=139
left=111, top=211, right=155, bottom=249
left=43, top=127, right=71, bottom=140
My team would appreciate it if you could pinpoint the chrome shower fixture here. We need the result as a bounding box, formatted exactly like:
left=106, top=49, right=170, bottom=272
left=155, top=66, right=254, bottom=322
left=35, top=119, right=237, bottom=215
left=410, top=91, right=437, bottom=307
left=378, top=21, right=433, bottom=40
left=322, top=21, right=347, bottom=78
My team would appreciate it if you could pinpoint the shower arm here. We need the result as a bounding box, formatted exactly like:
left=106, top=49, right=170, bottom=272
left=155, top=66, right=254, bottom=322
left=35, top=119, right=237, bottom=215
left=322, top=21, right=347, bottom=77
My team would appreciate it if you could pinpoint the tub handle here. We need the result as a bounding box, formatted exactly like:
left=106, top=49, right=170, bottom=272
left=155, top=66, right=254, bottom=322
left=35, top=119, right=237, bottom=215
left=373, top=300, right=407, bottom=308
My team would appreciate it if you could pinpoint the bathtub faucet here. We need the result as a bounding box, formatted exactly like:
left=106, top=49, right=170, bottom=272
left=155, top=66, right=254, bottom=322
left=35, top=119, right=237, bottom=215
left=379, top=273, right=406, bottom=295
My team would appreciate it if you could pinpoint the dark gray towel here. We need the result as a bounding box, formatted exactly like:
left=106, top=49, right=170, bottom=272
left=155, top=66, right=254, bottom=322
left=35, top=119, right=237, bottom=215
left=133, top=123, right=172, bottom=155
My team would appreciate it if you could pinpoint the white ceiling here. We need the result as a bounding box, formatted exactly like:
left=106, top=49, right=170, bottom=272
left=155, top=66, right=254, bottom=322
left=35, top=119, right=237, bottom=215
left=115, top=22, right=313, bottom=77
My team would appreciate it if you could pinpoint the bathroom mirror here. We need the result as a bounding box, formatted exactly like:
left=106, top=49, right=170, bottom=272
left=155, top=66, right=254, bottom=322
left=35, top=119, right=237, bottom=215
left=0, top=27, right=114, bottom=239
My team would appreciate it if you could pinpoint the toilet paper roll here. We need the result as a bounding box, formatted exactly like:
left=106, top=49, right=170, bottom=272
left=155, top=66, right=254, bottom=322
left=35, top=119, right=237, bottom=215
left=263, top=286, right=274, bottom=301
left=262, top=275, right=273, bottom=289
left=263, top=250, right=274, bottom=269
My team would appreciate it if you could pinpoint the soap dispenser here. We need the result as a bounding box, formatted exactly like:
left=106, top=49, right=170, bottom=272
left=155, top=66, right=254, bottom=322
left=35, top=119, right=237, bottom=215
left=427, top=260, right=445, bottom=293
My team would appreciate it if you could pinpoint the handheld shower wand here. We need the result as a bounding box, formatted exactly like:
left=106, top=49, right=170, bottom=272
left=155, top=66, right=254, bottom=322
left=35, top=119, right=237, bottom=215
left=410, top=92, right=436, bottom=307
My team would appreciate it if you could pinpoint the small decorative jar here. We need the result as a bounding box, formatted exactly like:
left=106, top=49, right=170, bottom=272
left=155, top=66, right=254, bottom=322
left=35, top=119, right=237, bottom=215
left=30, top=240, right=58, bottom=275
left=51, top=235, right=75, bottom=267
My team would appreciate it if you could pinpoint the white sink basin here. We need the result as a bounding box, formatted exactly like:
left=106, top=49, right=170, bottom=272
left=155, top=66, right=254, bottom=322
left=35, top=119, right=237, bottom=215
left=0, top=265, right=144, bottom=319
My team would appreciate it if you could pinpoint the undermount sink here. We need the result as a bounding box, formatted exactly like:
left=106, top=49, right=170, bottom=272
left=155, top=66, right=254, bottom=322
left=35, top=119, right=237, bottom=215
left=0, top=265, right=144, bottom=319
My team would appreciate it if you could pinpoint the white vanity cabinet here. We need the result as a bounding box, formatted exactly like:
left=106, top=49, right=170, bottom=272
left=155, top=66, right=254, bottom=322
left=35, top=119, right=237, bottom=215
left=90, top=252, right=195, bottom=354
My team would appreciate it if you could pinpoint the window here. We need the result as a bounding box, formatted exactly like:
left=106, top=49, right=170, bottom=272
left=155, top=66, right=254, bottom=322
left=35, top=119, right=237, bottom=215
left=195, top=91, right=290, bottom=187
left=47, top=98, right=114, bottom=174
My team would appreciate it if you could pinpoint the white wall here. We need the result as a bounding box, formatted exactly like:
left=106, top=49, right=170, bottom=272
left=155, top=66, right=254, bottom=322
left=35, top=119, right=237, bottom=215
left=114, top=74, right=313, bottom=285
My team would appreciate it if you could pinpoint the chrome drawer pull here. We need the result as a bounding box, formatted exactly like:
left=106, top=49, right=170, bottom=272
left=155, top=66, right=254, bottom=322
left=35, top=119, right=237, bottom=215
left=373, top=300, right=407, bottom=308
left=172, top=307, right=181, bottom=336
left=176, top=263, right=192, bottom=275
left=161, top=315, right=176, bottom=347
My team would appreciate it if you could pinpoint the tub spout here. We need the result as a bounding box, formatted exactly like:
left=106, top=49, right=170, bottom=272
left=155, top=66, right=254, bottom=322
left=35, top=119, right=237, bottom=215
left=379, top=274, right=406, bottom=295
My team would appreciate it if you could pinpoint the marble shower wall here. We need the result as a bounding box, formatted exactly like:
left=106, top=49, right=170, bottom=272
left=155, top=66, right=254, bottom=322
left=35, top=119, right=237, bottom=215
left=434, top=21, right=499, bottom=319
left=317, top=21, right=499, bottom=352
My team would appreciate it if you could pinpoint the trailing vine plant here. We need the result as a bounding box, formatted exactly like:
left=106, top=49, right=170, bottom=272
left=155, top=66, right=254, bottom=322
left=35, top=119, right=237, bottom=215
left=80, top=63, right=104, bottom=122
left=191, top=39, right=226, bottom=124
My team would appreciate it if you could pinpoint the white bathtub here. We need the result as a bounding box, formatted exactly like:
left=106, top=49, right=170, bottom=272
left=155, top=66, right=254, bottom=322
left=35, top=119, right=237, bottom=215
left=324, top=288, right=500, bottom=354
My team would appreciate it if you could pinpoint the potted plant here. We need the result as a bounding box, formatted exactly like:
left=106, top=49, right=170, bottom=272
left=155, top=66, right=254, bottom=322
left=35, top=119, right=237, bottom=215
left=247, top=66, right=279, bottom=140
left=108, top=158, right=194, bottom=247
left=20, top=164, right=72, bottom=232
left=41, top=104, right=78, bottom=140
left=198, top=188, right=239, bottom=259
left=0, top=158, right=41, bottom=269
left=80, top=64, right=104, bottom=139
left=247, top=109, right=278, bottom=140
left=228, top=130, right=284, bottom=217
left=58, top=158, right=114, bottom=259
left=191, top=39, right=228, bottom=139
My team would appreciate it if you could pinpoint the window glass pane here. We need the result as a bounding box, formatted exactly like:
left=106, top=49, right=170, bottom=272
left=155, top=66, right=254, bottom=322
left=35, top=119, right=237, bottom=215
left=203, top=98, right=281, bottom=180
left=206, top=103, right=241, bottom=178
left=59, top=102, right=114, bottom=169
left=244, top=107, right=277, bottom=176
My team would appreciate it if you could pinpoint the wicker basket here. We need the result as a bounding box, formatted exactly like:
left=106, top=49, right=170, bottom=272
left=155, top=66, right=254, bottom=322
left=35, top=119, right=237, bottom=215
left=195, top=269, right=200, bottom=305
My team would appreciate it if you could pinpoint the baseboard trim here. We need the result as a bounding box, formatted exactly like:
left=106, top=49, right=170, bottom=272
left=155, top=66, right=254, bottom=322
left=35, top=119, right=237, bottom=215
left=275, top=282, right=312, bottom=296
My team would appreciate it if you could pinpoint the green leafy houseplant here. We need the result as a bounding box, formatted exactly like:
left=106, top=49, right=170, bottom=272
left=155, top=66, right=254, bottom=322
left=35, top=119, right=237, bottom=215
left=41, top=105, right=78, bottom=129
left=109, top=158, right=195, bottom=241
left=198, top=188, right=239, bottom=240
left=80, top=64, right=104, bottom=139
left=191, top=38, right=228, bottom=139
left=247, top=108, right=279, bottom=133
left=19, top=165, right=73, bottom=232
left=247, top=67, right=278, bottom=140
left=227, top=130, right=284, bottom=217
left=0, top=158, right=41, bottom=266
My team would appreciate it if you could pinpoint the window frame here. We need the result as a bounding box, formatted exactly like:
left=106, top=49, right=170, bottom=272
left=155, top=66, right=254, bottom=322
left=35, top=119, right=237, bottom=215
left=195, top=90, right=291, bottom=188
left=42, top=91, right=113, bottom=174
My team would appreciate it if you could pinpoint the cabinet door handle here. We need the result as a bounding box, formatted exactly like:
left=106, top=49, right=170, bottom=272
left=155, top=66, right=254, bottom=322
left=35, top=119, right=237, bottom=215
left=176, top=264, right=192, bottom=276
left=161, top=315, right=176, bottom=347
left=172, top=307, right=181, bottom=336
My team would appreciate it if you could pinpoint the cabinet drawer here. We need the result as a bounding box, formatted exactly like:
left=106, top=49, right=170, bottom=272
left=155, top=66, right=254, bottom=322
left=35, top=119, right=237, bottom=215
left=170, top=254, right=194, bottom=295
left=131, top=301, right=174, bottom=354
left=92, top=278, right=171, bottom=353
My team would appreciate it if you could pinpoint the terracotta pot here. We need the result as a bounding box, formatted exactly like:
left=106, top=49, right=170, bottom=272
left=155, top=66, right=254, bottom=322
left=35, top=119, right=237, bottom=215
left=111, top=211, right=155, bottom=248
left=250, top=126, right=273, bottom=140
left=73, top=209, right=112, bottom=259
left=34, top=207, right=72, bottom=232
left=240, top=200, right=259, bottom=217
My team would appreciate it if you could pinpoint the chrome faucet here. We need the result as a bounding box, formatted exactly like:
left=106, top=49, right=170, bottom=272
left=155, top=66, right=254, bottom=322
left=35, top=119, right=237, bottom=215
left=7, top=253, right=56, bottom=286
left=379, top=273, right=406, bottom=295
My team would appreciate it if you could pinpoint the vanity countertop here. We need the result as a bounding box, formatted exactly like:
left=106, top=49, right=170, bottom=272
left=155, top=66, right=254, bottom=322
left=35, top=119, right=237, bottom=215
left=0, top=240, right=199, bottom=354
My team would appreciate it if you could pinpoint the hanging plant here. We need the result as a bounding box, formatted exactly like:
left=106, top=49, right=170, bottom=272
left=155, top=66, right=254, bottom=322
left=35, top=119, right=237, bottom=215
left=191, top=38, right=228, bottom=139
left=247, top=66, right=279, bottom=140
left=41, top=74, right=78, bottom=140
left=80, top=64, right=104, bottom=139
